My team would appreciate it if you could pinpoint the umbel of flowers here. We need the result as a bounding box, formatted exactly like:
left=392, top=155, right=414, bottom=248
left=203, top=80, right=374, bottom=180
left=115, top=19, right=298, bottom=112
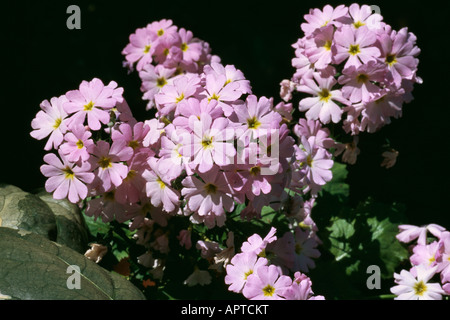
left=30, top=4, right=425, bottom=300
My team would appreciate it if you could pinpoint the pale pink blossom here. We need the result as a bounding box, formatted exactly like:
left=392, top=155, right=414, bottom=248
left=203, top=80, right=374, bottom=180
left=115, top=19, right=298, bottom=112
left=333, top=25, right=381, bottom=69
left=89, top=140, right=133, bottom=192
left=59, top=124, right=94, bottom=163
left=297, top=71, right=349, bottom=124
left=40, top=151, right=94, bottom=204
left=225, top=253, right=268, bottom=293
left=242, top=265, right=292, bottom=300
left=30, top=95, right=69, bottom=151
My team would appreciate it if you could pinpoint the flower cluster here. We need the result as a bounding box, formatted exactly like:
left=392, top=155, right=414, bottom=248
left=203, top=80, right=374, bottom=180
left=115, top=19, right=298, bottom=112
left=282, top=3, right=422, bottom=136
left=225, top=227, right=324, bottom=300
left=391, top=224, right=450, bottom=300
left=122, top=19, right=224, bottom=111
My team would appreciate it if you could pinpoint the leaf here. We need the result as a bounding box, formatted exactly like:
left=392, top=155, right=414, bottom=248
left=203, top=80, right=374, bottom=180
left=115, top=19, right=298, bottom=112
left=321, top=162, right=349, bottom=200
left=326, top=217, right=355, bottom=261
left=0, top=227, right=145, bottom=300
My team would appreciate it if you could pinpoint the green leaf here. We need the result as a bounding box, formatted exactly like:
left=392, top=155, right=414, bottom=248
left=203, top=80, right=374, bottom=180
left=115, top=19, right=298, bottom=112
left=0, top=227, right=145, bottom=300
left=321, top=162, right=349, bottom=200
left=326, top=217, right=355, bottom=261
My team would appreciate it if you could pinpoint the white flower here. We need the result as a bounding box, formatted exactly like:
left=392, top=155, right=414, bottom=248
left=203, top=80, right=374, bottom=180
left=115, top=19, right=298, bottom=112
left=391, top=265, right=446, bottom=300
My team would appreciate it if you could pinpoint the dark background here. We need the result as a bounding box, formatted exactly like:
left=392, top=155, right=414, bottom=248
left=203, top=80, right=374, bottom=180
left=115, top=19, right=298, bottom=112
left=3, top=0, right=450, bottom=228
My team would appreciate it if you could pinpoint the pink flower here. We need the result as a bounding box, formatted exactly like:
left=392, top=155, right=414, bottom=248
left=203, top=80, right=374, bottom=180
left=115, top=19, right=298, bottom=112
left=293, top=118, right=334, bottom=149
left=111, top=122, right=149, bottom=154
left=142, top=118, right=166, bottom=148
left=172, top=98, right=223, bottom=130
left=147, top=19, right=178, bottom=41
left=241, top=227, right=277, bottom=256
left=89, top=140, right=133, bottom=192
left=377, top=27, right=421, bottom=87
left=338, top=60, right=389, bottom=103
left=347, top=3, right=383, bottom=30
left=203, top=62, right=252, bottom=96
left=410, top=241, right=440, bottom=268
left=181, top=113, right=236, bottom=173
left=391, top=265, right=445, bottom=300
left=292, top=48, right=314, bottom=81
left=333, top=25, right=381, bottom=69
left=301, top=4, right=349, bottom=36
left=291, top=227, right=321, bottom=272
left=225, top=253, right=268, bottom=293
left=142, top=157, right=180, bottom=213
left=30, top=95, right=69, bottom=151
left=181, top=167, right=235, bottom=228
left=304, top=24, right=335, bottom=69
left=297, top=71, right=349, bottom=124
left=59, top=124, right=94, bottom=163
left=231, top=95, right=282, bottom=143
left=64, top=78, right=124, bottom=131
left=114, top=152, right=148, bottom=205
left=139, top=64, right=177, bottom=110
left=153, top=36, right=183, bottom=68
left=121, top=26, right=156, bottom=71
left=178, top=28, right=203, bottom=64
left=295, top=136, right=334, bottom=187
left=396, top=224, right=446, bottom=245
left=155, top=74, right=201, bottom=116
left=40, top=151, right=94, bottom=203
left=242, top=265, right=292, bottom=300
left=282, top=272, right=319, bottom=300
left=202, top=72, right=243, bottom=116
left=436, top=231, right=450, bottom=283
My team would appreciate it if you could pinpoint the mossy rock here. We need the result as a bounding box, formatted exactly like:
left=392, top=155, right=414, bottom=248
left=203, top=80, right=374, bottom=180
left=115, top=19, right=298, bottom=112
left=0, top=227, right=145, bottom=300
left=0, top=184, right=89, bottom=253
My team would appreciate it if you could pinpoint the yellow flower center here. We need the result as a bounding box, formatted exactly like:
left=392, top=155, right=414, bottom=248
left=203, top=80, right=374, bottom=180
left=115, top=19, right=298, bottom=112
left=157, top=29, right=164, bottom=36
left=208, top=93, right=220, bottom=102
left=53, top=118, right=62, bottom=129
left=181, top=42, right=188, bottom=52
left=143, top=44, right=151, bottom=54
left=318, top=88, right=332, bottom=102
left=204, top=183, right=217, bottom=194
left=76, top=139, right=84, bottom=149
left=98, top=156, right=112, bottom=169
left=249, top=166, right=261, bottom=176
left=156, top=77, right=167, bottom=87
left=128, top=140, right=139, bottom=150
left=262, top=284, right=275, bottom=297
left=348, top=44, right=361, bottom=56
left=413, top=281, right=427, bottom=296
left=323, top=40, right=332, bottom=51
left=202, top=136, right=213, bottom=149
left=353, top=21, right=365, bottom=28
left=175, top=92, right=185, bottom=103
left=306, top=154, right=313, bottom=167
left=156, top=176, right=166, bottom=189
left=244, top=270, right=253, bottom=280
left=62, top=167, right=74, bottom=179
left=357, top=73, right=369, bottom=83
left=385, top=54, right=397, bottom=66
left=247, top=116, right=261, bottom=129
left=84, top=101, right=95, bottom=111
left=124, top=169, right=136, bottom=181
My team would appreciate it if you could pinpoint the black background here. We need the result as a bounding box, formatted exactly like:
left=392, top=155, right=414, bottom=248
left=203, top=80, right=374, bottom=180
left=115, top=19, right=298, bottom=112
left=3, top=0, right=450, bottom=228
